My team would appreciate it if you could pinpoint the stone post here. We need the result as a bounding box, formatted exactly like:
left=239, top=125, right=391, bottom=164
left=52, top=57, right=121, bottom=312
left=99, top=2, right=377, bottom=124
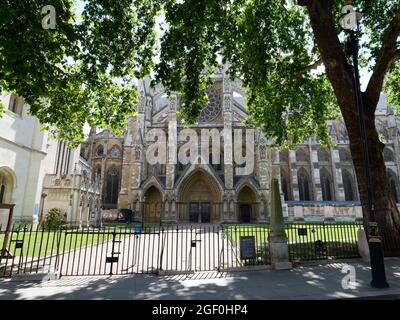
left=270, top=178, right=292, bottom=270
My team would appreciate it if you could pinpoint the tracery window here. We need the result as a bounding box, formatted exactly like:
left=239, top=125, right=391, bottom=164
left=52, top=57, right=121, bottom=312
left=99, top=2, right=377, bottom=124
left=110, top=145, right=121, bottom=157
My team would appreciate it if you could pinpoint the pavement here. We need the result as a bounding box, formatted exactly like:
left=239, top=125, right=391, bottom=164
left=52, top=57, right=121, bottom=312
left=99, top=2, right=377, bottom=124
left=0, top=258, right=399, bottom=300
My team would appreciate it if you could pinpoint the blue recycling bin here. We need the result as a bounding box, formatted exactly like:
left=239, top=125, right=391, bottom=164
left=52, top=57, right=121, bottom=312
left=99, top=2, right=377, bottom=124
left=134, top=225, right=142, bottom=233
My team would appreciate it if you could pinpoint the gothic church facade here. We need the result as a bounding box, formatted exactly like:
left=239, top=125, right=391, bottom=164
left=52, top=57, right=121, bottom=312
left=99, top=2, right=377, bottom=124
left=80, top=70, right=400, bottom=223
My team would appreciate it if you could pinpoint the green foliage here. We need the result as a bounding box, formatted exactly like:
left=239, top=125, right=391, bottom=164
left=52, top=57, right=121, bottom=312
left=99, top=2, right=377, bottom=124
left=44, top=208, right=67, bottom=230
left=0, top=0, right=159, bottom=146
left=1, top=0, right=399, bottom=148
left=384, top=62, right=400, bottom=114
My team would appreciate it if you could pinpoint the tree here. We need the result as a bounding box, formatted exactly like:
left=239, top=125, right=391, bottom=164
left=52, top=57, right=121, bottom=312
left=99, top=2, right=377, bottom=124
left=0, top=0, right=158, bottom=146
left=150, top=0, right=400, bottom=251
left=1, top=1, right=399, bottom=250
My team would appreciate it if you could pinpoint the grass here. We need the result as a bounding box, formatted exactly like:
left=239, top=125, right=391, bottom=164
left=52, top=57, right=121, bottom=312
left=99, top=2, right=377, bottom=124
left=222, top=223, right=363, bottom=261
left=0, top=222, right=363, bottom=260
left=223, top=223, right=363, bottom=244
left=0, top=228, right=110, bottom=258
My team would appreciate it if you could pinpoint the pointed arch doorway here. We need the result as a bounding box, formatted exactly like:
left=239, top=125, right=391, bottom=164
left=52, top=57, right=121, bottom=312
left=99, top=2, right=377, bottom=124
left=237, top=185, right=257, bottom=223
left=179, top=170, right=221, bottom=223
left=144, top=186, right=162, bottom=223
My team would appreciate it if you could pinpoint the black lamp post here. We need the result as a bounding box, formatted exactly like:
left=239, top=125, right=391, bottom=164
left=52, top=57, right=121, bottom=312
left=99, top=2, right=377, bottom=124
left=340, top=3, right=389, bottom=288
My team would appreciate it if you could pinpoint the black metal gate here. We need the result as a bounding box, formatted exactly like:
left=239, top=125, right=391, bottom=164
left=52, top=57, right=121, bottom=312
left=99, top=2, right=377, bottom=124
left=0, top=224, right=271, bottom=278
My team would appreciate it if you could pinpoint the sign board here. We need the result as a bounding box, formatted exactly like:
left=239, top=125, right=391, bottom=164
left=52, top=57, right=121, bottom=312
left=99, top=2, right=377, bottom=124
left=15, top=241, right=24, bottom=249
left=298, top=228, right=308, bottom=236
left=240, top=236, right=256, bottom=260
left=106, top=257, right=119, bottom=263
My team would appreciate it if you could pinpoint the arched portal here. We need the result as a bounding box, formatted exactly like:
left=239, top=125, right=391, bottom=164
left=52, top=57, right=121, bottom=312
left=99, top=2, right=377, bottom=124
left=297, top=168, right=311, bottom=201
left=237, top=185, right=257, bottom=223
left=104, top=167, right=120, bottom=208
left=0, top=168, right=15, bottom=204
left=179, top=170, right=221, bottom=223
left=144, top=186, right=162, bottom=222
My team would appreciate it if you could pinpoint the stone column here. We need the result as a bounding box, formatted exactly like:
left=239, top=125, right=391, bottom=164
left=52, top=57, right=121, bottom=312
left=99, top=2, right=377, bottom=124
left=223, top=77, right=233, bottom=191
left=269, top=178, right=292, bottom=270
left=310, top=147, right=322, bottom=201
left=166, top=94, right=178, bottom=190
left=331, top=148, right=345, bottom=201
left=258, top=137, right=269, bottom=189
left=289, top=150, right=299, bottom=200
left=70, top=172, right=82, bottom=225
left=119, top=116, right=135, bottom=209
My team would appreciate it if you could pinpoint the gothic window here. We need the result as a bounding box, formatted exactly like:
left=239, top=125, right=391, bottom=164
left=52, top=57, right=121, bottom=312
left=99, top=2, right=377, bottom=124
left=383, top=147, right=395, bottom=162
left=0, top=171, right=13, bottom=204
left=80, top=147, right=87, bottom=160
left=110, top=145, right=121, bottom=157
left=339, top=148, right=352, bottom=162
left=105, top=168, right=120, bottom=205
left=320, top=168, right=333, bottom=201
left=8, top=94, right=23, bottom=115
left=199, top=88, right=222, bottom=123
left=96, top=145, right=104, bottom=156
left=96, top=166, right=101, bottom=178
left=0, top=184, right=5, bottom=203
left=209, top=151, right=222, bottom=172
left=280, top=171, right=289, bottom=201
left=317, top=148, right=330, bottom=162
left=337, top=123, right=348, bottom=142
left=387, top=170, right=400, bottom=203
left=297, top=168, right=311, bottom=201
left=342, top=169, right=357, bottom=201
left=279, top=150, right=288, bottom=162
left=295, top=149, right=308, bottom=162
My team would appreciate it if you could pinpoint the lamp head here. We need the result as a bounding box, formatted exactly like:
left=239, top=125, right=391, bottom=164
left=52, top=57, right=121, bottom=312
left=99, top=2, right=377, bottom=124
left=339, top=5, right=362, bottom=30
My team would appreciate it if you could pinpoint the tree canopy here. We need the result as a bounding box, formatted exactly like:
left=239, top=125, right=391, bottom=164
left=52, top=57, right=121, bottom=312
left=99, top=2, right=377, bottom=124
left=1, top=0, right=399, bottom=147
left=0, top=0, right=159, bottom=145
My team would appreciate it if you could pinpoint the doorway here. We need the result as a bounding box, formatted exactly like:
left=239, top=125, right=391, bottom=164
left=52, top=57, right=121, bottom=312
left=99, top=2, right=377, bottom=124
left=189, top=202, right=211, bottom=223
left=239, top=204, right=251, bottom=223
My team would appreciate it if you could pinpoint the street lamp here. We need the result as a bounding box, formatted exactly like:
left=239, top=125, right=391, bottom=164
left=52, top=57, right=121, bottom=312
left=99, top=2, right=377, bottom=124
left=340, top=3, right=389, bottom=288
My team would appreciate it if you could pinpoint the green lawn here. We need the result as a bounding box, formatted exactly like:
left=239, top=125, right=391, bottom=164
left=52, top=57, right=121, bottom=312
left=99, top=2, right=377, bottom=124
left=0, top=229, right=111, bottom=258
left=223, top=223, right=363, bottom=245
left=222, top=223, right=363, bottom=261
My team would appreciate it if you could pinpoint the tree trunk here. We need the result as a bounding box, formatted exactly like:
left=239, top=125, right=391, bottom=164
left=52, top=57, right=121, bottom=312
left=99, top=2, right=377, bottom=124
left=343, top=99, right=400, bottom=254
left=304, top=0, right=400, bottom=254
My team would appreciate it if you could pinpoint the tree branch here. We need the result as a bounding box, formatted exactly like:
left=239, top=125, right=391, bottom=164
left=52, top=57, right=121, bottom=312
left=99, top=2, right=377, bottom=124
left=300, top=57, right=323, bottom=73
left=365, top=4, right=400, bottom=109
left=389, top=48, right=400, bottom=68
left=304, top=0, right=355, bottom=111
left=284, top=57, right=323, bottom=84
left=297, top=0, right=311, bottom=6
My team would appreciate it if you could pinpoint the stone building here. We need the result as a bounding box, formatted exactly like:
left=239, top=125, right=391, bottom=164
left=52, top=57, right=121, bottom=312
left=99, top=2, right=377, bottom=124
left=82, top=70, right=400, bottom=224
left=0, top=92, right=101, bottom=227
left=82, top=70, right=274, bottom=224
left=41, top=139, right=102, bottom=227
left=280, top=93, right=400, bottom=222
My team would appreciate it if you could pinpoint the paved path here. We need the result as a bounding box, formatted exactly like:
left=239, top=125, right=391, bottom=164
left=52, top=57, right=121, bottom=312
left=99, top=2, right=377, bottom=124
left=0, top=258, right=399, bottom=300
left=1, top=225, right=240, bottom=276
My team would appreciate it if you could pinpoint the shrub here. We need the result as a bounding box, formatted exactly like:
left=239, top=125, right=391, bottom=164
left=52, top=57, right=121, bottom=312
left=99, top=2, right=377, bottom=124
left=44, top=208, right=67, bottom=229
